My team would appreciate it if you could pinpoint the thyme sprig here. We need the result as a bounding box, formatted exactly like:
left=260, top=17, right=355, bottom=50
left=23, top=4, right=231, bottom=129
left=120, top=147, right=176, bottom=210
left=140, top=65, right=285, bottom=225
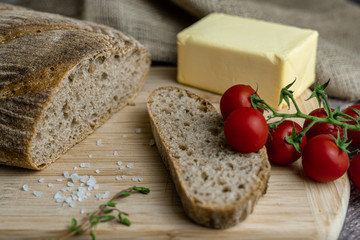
left=251, top=80, right=360, bottom=152
left=59, top=186, right=150, bottom=240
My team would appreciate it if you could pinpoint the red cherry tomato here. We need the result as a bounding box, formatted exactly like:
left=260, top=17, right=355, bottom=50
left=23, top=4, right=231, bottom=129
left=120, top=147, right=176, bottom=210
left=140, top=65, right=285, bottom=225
left=342, top=104, right=360, bottom=149
left=349, top=153, right=360, bottom=190
left=266, top=120, right=307, bottom=165
left=220, top=84, right=263, bottom=119
left=302, top=134, right=349, bottom=182
left=224, top=107, right=268, bottom=153
left=303, top=108, right=343, bottom=140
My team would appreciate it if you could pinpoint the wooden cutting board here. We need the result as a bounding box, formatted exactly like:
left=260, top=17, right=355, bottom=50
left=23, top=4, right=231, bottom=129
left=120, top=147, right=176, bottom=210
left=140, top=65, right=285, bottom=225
left=0, top=67, right=350, bottom=240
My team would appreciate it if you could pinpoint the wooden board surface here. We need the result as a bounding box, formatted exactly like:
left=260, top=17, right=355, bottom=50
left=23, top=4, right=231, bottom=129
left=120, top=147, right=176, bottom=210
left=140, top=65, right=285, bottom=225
left=0, top=67, right=350, bottom=240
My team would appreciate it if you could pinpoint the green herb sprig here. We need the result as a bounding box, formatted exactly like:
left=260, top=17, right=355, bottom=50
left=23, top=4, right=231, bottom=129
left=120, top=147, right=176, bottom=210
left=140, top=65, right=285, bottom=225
left=251, top=80, right=360, bottom=152
left=59, top=186, right=150, bottom=240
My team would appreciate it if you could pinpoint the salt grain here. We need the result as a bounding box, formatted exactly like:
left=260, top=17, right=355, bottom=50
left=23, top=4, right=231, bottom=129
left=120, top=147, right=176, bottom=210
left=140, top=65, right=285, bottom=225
left=22, top=184, right=29, bottom=191
left=80, top=163, right=90, bottom=168
left=70, top=173, right=80, bottom=183
left=121, top=175, right=127, bottom=179
left=67, top=182, right=74, bottom=187
left=132, top=177, right=138, bottom=182
left=65, top=196, right=72, bottom=203
left=138, top=177, right=143, bottom=182
left=115, top=176, right=122, bottom=181
left=114, top=151, right=119, bottom=156
left=48, top=183, right=54, bottom=188
left=149, top=139, right=155, bottom=146
left=95, top=169, right=100, bottom=174
left=135, top=128, right=142, bottom=133
left=94, top=184, right=99, bottom=190
left=89, top=154, right=93, bottom=158
left=96, top=139, right=103, bottom=146
left=126, top=163, right=134, bottom=168
left=70, top=202, right=76, bottom=208
left=57, top=179, right=63, bottom=182
left=119, top=166, right=125, bottom=170
left=96, top=191, right=109, bottom=200
left=33, top=191, right=43, bottom=197
left=38, top=178, right=45, bottom=183
left=80, top=208, right=85, bottom=214
left=63, top=171, right=69, bottom=178
left=117, top=161, right=122, bottom=166
left=74, top=166, right=78, bottom=170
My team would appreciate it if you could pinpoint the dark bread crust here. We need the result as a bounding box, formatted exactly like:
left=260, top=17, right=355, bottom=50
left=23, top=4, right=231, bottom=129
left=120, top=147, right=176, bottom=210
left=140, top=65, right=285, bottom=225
left=147, top=87, right=270, bottom=229
left=0, top=3, right=150, bottom=169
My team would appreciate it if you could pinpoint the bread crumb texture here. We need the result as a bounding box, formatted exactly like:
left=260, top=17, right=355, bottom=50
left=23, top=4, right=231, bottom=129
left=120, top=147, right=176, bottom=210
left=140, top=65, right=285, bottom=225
left=147, top=87, right=270, bottom=228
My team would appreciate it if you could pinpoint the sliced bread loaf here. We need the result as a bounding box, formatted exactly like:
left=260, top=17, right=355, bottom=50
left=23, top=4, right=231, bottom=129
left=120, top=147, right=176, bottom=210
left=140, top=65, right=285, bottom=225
left=147, top=87, right=270, bottom=229
left=0, top=3, right=151, bottom=169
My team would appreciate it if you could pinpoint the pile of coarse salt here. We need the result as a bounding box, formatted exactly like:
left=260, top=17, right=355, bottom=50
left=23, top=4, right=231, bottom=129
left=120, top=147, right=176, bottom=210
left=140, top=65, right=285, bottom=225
left=21, top=134, right=147, bottom=210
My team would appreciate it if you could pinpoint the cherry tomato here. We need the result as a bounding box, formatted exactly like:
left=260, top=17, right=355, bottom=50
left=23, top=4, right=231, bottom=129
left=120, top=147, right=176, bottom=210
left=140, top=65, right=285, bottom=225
left=349, top=153, right=360, bottom=190
left=302, top=134, right=349, bottom=182
left=342, top=104, right=360, bottom=149
left=224, top=107, right=268, bottom=153
left=303, top=108, right=343, bottom=140
left=220, top=84, right=263, bottom=119
left=266, top=120, right=307, bottom=165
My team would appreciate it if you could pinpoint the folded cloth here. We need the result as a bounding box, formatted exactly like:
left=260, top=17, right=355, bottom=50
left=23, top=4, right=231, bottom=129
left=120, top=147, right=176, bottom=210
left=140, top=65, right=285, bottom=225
left=84, top=0, right=360, bottom=101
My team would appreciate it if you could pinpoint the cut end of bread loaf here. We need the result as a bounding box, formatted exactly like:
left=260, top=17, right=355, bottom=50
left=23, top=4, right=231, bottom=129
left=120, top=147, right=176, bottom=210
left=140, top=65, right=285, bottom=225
left=29, top=49, right=149, bottom=169
left=147, top=87, right=270, bottom=229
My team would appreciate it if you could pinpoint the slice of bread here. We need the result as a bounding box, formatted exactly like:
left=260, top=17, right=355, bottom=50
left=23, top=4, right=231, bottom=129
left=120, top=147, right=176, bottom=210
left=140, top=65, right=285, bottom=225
left=0, top=3, right=150, bottom=169
left=147, top=87, right=270, bottom=229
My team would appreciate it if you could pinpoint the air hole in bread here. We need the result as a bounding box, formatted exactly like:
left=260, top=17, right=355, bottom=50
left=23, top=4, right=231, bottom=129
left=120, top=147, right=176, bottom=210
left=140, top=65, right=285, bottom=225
left=161, top=108, right=171, bottom=115
left=201, top=171, right=208, bottom=181
left=222, top=186, right=231, bottom=193
left=179, top=144, right=187, bottom=151
left=101, top=72, right=108, bottom=80
left=114, top=55, right=120, bottom=61
left=50, top=67, right=55, bottom=71
left=226, top=162, right=234, bottom=170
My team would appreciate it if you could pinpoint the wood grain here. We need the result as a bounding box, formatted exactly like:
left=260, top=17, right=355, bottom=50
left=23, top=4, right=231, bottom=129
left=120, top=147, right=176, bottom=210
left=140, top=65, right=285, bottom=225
left=0, top=67, right=350, bottom=240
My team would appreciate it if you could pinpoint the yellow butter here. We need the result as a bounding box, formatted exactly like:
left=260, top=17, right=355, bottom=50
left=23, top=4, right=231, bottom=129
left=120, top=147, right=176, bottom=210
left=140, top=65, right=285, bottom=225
left=177, top=13, right=318, bottom=109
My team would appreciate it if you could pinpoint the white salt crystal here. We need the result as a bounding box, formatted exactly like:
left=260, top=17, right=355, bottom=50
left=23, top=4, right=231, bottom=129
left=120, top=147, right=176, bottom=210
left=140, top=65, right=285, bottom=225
left=121, top=175, right=127, bottom=179
left=89, top=154, right=93, bottom=158
left=94, top=184, right=99, bottom=190
left=79, top=175, right=89, bottom=183
left=132, top=177, right=138, bottom=182
left=48, top=183, right=54, bottom=188
left=62, top=203, right=68, bottom=207
left=149, top=139, right=155, bottom=146
left=57, top=179, right=63, bottom=182
left=135, top=128, right=142, bottom=133
left=22, top=184, right=29, bottom=191
left=38, top=178, right=45, bottom=183
left=61, top=187, right=72, bottom=192
left=117, top=161, right=122, bottom=166
left=67, top=182, right=74, bottom=187
left=96, top=191, right=110, bottom=200
left=80, top=163, right=90, bottom=168
left=80, top=183, right=84, bottom=186
left=122, top=134, right=127, bottom=138
left=120, top=166, right=125, bottom=170
left=80, top=208, right=86, bottom=214
left=95, top=169, right=100, bottom=174
left=33, top=191, right=43, bottom=197
left=86, top=176, right=96, bottom=187
left=70, top=202, right=76, bottom=208
left=74, top=166, right=78, bottom=170
left=70, top=173, right=80, bottom=183
left=126, top=163, right=134, bottom=168
left=114, top=151, right=119, bottom=156
left=138, top=177, right=143, bottom=182
left=63, top=171, right=69, bottom=178
left=115, top=176, right=122, bottom=181
left=65, top=196, right=72, bottom=203
left=96, top=139, right=102, bottom=146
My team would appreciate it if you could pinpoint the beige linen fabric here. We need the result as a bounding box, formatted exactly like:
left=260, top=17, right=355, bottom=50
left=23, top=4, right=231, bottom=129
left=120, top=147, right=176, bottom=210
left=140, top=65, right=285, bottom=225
left=84, top=0, right=360, bottom=101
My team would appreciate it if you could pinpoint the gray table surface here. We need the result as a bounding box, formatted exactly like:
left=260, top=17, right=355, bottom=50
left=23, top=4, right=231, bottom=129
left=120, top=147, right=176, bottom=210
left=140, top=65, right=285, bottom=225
left=328, top=98, right=359, bottom=240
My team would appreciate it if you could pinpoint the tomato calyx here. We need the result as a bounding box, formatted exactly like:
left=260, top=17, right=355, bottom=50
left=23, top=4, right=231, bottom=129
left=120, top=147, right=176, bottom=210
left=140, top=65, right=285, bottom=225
left=250, top=80, right=360, bottom=152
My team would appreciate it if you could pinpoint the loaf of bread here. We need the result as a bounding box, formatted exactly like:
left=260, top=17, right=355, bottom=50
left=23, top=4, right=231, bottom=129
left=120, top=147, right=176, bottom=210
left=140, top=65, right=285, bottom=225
left=147, top=87, right=270, bottom=229
left=0, top=3, right=151, bottom=170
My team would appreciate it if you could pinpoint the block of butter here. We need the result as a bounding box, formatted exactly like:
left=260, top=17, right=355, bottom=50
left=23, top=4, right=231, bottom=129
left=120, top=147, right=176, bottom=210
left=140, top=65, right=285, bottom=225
left=177, top=13, right=318, bottom=109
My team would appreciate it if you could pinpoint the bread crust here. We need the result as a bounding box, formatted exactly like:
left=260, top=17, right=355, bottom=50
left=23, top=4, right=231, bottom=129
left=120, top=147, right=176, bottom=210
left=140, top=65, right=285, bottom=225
left=147, top=87, right=270, bottom=229
left=0, top=3, right=150, bottom=169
